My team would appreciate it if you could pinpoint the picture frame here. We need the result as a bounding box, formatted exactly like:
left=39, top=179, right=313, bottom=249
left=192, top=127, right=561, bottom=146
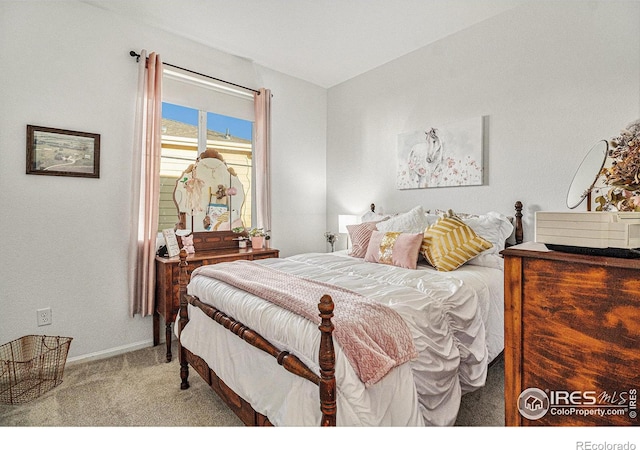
left=26, top=125, right=100, bottom=178
left=396, top=116, right=484, bottom=190
left=162, top=228, right=181, bottom=258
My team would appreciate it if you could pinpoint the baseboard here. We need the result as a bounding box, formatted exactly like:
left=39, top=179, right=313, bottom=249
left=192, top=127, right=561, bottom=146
left=66, top=339, right=154, bottom=366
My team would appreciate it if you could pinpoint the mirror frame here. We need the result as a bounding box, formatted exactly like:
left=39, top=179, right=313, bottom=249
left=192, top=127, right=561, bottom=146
left=566, top=139, right=608, bottom=210
left=173, top=151, right=247, bottom=232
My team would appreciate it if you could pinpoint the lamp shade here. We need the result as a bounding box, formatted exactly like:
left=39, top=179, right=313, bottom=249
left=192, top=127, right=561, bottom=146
left=338, top=214, right=358, bottom=234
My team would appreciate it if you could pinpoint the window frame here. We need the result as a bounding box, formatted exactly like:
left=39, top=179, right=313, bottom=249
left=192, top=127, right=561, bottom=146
left=158, top=101, right=255, bottom=232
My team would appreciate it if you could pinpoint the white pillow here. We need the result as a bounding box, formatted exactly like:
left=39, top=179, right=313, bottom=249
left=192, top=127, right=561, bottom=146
left=461, top=211, right=513, bottom=253
left=460, top=211, right=514, bottom=267
left=427, top=209, right=513, bottom=268
left=376, top=205, right=430, bottom=234
left=465, top=253, right=504, bottom=270
left=425, top=212, right=440, bottom=227
left=361, top=211, right=390, bottom=223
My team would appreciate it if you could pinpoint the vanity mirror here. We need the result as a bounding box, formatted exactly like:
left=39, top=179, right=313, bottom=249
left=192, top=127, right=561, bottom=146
left=566, top=139, right=608, bottom=210
left=173, top=149, right=246, bottom=232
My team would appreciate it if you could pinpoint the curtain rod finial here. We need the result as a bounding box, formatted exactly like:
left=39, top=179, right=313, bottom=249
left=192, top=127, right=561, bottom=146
left=129, top=50, right=140, bottom=62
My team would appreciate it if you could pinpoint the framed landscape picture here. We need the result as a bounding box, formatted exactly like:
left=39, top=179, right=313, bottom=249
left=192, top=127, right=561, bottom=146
left=26, top=125, right=100, bottom=178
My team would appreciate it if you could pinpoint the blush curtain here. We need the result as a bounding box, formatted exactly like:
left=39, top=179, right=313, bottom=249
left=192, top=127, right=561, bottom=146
left=128, top=50, right=163, bottom=317
left=254, top=88, right=272, bottom=233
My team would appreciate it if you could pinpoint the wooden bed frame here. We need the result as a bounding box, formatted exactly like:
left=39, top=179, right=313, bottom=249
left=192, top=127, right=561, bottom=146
left=177, top=201, right=524, bottom=426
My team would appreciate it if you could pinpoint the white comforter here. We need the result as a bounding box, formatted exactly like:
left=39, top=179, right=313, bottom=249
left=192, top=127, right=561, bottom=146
left=179, top=252, right=504, bottom=426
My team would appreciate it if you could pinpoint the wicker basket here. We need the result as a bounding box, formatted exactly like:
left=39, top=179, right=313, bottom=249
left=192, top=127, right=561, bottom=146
left=0, top=335, right=73, bottom=405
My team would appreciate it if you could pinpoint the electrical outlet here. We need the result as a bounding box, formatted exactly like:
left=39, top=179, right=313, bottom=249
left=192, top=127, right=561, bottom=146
left=37, top=307, right=52, bottom=326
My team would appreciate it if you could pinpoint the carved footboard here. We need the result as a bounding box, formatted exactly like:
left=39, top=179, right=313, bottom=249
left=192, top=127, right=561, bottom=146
left=176, top=249, right=337, bottom=426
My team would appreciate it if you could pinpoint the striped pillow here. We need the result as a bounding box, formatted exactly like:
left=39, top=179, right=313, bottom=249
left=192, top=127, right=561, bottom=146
left=421, top=216, right=493, bottom=271
left=347, top=221, right=379, bottom=258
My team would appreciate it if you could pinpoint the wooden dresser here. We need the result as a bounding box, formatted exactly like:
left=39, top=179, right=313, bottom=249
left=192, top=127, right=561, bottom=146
left=154, top=231, right=279, bottom=362
left=502, top=242, right=640, bottom=426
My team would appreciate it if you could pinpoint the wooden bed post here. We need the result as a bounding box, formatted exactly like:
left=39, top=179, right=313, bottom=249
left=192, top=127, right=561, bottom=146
left=175, top=249, right=338, bottom=426
left=318, top=295, right=336, bottom=426
left=177, top=248, right=190, bottom=390
left=514, top=201, right=523, bottom=245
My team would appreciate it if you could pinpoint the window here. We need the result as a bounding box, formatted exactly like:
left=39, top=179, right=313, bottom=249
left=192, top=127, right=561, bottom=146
left=158, top=102, right=254, bottom=231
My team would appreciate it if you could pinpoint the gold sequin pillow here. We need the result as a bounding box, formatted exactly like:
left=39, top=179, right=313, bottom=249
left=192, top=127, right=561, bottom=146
left=421, top=216, right=493, bottom=271
left=364, top=231, right=423, bottom=269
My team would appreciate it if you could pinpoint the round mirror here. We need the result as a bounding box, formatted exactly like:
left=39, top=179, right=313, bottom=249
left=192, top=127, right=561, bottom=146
left=566, top=140, right=608, bottom=209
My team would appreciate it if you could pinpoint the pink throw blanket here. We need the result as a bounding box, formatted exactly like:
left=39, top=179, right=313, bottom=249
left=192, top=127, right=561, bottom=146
left=191, top=260, right=418, bottom=386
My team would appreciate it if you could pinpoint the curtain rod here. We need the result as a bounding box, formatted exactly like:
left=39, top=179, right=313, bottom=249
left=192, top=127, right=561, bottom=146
left=129, top=51, right=260, bottom=94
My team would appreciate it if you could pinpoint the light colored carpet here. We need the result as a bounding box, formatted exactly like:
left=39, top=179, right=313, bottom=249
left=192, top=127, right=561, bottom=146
left=0, top=342, right=504, bottom=427
left=0, top=341, right=240, bottom=427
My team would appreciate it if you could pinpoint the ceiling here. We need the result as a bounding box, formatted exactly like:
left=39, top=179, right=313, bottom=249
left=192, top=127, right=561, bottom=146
left=85, top=0, right=524, bottom=88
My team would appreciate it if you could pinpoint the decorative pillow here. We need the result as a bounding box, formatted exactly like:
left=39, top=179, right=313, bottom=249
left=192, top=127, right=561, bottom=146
left=431, top=209, right=514, bottom=268
left=364, top=231, right=423, bottom=269
left=421, top=216, right=493, bottom=271
left=360, top=211, right=390, bottom=223
left=347, top=221, right=379, bottom=258
left=425, top=212, right=440, bottom=227
left=465, top=253, right=504, bottom=270
left=460, top=211, right=514, bottom=255
left=376, top=205, right=430, bottom=234
left=435, top=208, right=477, bottom=219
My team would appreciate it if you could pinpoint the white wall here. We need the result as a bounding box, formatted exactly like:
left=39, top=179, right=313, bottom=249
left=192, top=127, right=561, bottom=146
left=3, top=0, right=638, bottom=362
left=259, top=67, right=328, bottom=256
left=326, top=0, right=640, bottom=247
left=0, top=1, right=327, bottom=360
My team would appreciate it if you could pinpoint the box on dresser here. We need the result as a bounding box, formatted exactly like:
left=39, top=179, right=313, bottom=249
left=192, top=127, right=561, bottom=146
left=535, top=211, right=640, bottom=256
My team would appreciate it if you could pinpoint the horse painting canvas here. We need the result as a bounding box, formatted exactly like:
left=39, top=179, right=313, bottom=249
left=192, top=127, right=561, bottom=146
left=396, top=117, right=483, bottom=189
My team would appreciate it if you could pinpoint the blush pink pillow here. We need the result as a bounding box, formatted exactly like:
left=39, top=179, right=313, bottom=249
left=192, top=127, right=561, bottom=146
left=364, top=231, right=423, bottom=269
left=347, top=221, right=379, bottom=258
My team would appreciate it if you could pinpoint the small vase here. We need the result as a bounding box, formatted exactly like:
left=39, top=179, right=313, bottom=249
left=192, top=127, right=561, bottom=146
left=251, top=236, right=264, bottom=249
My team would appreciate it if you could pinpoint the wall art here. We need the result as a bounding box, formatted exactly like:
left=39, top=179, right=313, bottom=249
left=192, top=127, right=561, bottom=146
left=396, top=117, right=483, bottom=189
left=26, top=125, right=100, bottom=178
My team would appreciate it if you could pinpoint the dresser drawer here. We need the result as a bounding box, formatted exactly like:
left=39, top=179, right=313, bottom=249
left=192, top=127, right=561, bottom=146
left=503, top=245, right=640, bottom=426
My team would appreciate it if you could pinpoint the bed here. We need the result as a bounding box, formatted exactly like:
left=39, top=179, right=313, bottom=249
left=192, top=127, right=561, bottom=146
left=176, top=201, right=524, bottom=426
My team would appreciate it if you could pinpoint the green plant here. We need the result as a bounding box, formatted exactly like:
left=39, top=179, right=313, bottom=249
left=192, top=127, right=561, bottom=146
left=248, top=227, right=266, bottom=237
